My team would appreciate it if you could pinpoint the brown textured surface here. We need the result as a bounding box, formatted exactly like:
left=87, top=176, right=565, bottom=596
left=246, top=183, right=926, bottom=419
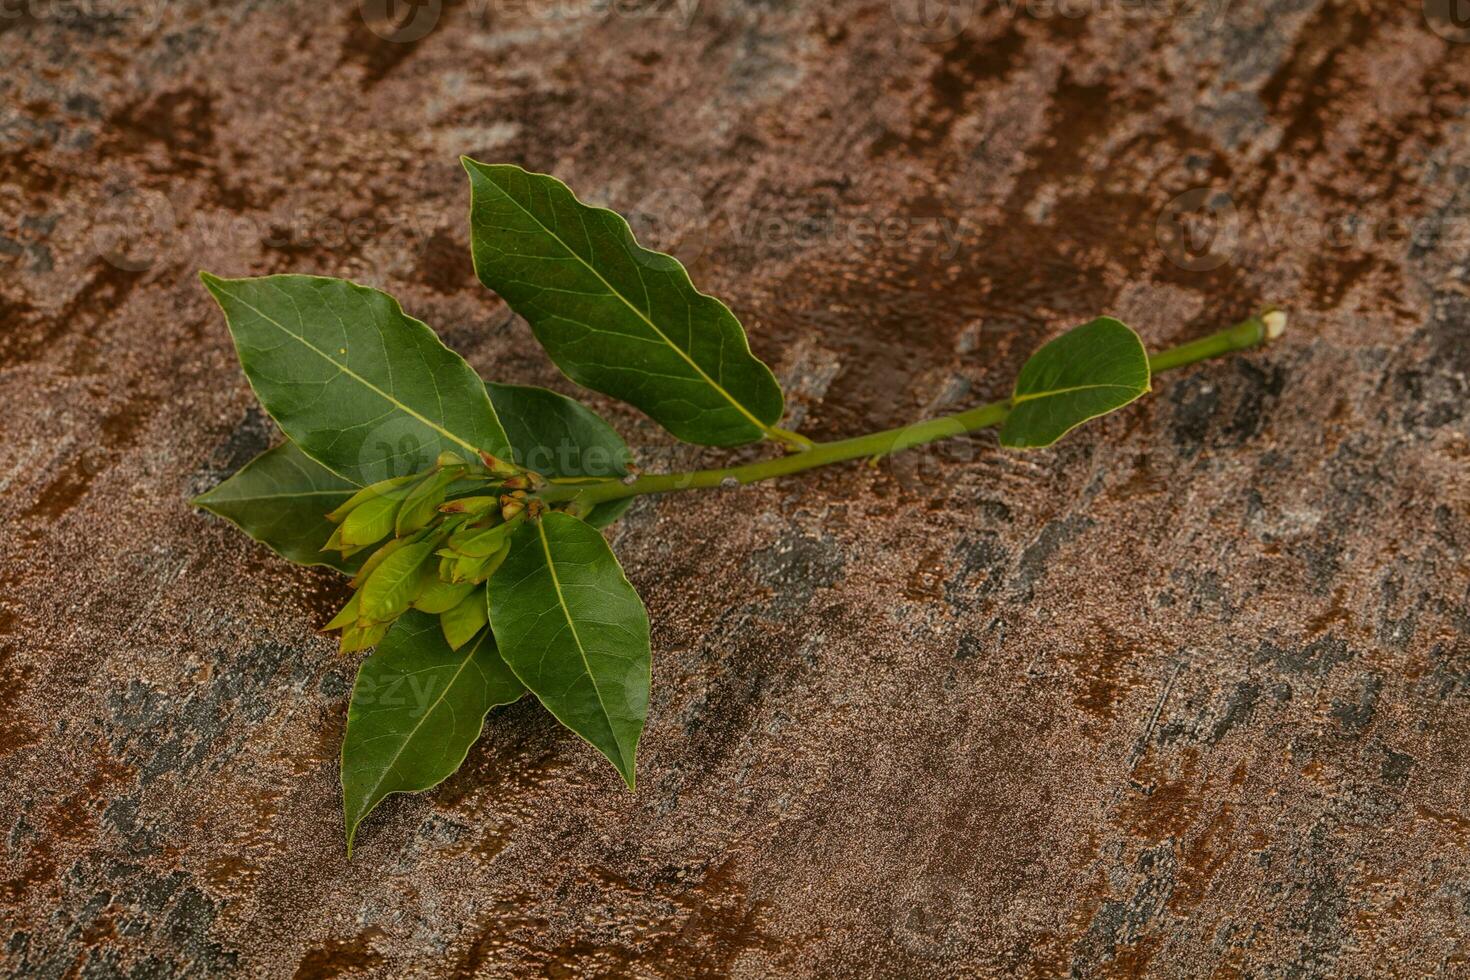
left=3, top=0, right=1470, bottom=976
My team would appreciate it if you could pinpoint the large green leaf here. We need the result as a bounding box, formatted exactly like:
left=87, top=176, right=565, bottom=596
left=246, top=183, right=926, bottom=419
left=341, top=612, right=525, bottom=853
left=485, top=382, right=633, bottom=528
left=194, top=440, right=360, bottom=573
left=463, top=160, right=785, bottom=448
left=487, top=512, right=650, bottom=787
left=200, top=272, right=512, bottom=484
left=999, top=317, right=1151, bottom=449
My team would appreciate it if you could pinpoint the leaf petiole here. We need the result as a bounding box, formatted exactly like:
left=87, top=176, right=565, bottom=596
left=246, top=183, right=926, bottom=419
left=767, top=426, right=817, bottom=452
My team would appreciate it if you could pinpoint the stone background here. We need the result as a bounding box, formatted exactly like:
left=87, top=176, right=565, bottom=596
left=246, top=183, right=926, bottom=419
left=3, top=0, right=1470, bottom=975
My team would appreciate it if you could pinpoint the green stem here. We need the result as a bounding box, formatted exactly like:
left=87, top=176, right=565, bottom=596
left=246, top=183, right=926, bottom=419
left=540, top=311, right=1285, bottom=509
left=1146, top=307, right=1283, bottom=373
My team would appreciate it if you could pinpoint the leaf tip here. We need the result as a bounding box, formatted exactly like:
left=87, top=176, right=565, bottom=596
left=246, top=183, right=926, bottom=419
left=342, top=758, right=362, bottom=858
left=613, top=746, right=638, bottom=791
left=198, top=271, right=232, bottom=304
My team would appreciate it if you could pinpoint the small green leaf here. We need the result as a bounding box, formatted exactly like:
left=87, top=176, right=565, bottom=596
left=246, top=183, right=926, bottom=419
left=341, top=612, right=525, bottom=853
left=200, top=272, right=512, bottom=484
left=411, top=569, right=474, bottom=614
left=359, top=541, right=435, bottom=623
left=194, top=441, right=361, bottom=573
left=340, top=493, right=401, bottom=548
left=327, top=474, right=417, bottom=523
left=488, top=512, right=650, bottom=788
left=485, top=382, right=633, bottom=528
left=464, top=161, right=785, bottom=448
left=340, top=619, right=390, bottom=654
left=394, top=468, right=461, bottom=536
left=999, top=317, right=1152, bottom=449
left=447, top=521, right=513, bottom=558
left=440, top=586, right=489, bottom=650
left=440, top=543, right=508, bottom=586
left=439, top=494, right=498, bottom=517
left=326, top=591, right=362, bottom=630
left=349, top=537, right=408, bottom=588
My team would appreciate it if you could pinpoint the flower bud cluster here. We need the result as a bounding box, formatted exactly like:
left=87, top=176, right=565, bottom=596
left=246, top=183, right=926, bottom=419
left=321, top=450, right=548, bottom=652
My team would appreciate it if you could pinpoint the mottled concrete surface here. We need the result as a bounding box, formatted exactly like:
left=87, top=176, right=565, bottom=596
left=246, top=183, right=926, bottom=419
left=3, top=0, right=1469, bottom=975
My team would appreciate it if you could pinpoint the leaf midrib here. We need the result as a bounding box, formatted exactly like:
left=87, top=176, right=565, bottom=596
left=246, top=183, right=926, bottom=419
left=201, top=489, right=353, bottom=504
left=478, top=169, right=771, bottom=438
left=536, top=519, right=626, bottom=771
left=212, top=280, right=487, bottom=459
left=1012, top=382, right=1144, bottom=405
left=348, top=630, right=486, bottom=830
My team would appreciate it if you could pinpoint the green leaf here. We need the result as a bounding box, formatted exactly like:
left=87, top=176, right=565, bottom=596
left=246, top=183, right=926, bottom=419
left=487, top=512, right=650, bottom=787
left=411, top=570, right=474, bottom=614
left=447, top=521, right=514, bottom=558
left=194, top=441, right=361, bottom=573
left=359, top=541, right=435, bottom=623
left=999, top=317, right=1152, bottom=449
left=327, top=474, right=417, bottom=523
left=439, top=494, right=497, bottom=517
left=440, top=585, right=489, bottom=650
left=340, top=619, right=390, bottom=654
left=200, top=272, right=512, bottom=484
left=464, top=160, right=784, bottom=448
left=348, top=536, right=408, bottom=588
left=341, top=612, right=525, bottom=853
left=326, top=591, right=362, bottom=629
left=340, top=493, right=401, bottom=548
left=485, top=382, right=633, bottom=528
left=394, top=468, right=461, bottom=536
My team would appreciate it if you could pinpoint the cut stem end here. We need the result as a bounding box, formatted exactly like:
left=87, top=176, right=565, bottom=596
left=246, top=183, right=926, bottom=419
left=1263, top=309, right=1287, bottom=341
